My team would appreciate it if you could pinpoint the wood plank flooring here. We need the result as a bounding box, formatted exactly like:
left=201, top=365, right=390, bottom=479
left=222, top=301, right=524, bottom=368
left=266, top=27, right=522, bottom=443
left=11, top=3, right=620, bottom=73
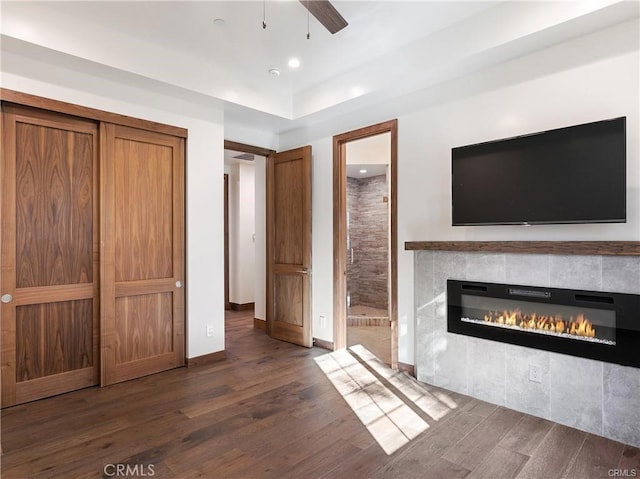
left=348, top=325, right=391, bottom=365
left=1, top=309, right=639, bottom=478
left=348, top=304, right=391, bottom=365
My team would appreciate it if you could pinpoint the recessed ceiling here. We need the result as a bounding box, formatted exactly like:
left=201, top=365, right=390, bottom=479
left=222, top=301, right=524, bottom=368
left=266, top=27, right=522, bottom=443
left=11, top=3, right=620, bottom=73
left=27, top=1, right=498, bottom=95
left=2, top=1, right=638, bottom=134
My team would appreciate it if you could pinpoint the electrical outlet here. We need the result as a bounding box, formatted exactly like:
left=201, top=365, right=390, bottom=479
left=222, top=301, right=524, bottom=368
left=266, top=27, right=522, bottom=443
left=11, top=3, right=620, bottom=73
left=206, top=325, right=214, bottom=337
left=319, top=315, right=327, bottom=329
left=529, top=364, right=542, bottom=383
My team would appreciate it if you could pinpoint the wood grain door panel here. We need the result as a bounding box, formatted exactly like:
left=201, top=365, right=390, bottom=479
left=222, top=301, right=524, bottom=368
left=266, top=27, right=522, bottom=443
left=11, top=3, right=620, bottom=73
left=101, top=124, right=185, bottom=386
left=113, top=138, right=174, bottom=282
left=274, top=275, right=304, bottom=326
left=1, top=105, right=99, bottom=407
left=16, top=300, right=94, bottom=380
left=114, top=293, right=173, bottom=363
left=271, top=273, right=311, bottom=344
left=15, top=121, right=94, bottom=288
left=274, top=159, right=304, bottom=265
left=267, top=147, right=312, bottom=347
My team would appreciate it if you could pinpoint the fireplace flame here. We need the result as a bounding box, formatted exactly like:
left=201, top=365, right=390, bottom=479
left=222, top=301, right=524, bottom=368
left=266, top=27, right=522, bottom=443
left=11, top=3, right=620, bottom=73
left=483, top=310, right=596, bottom=338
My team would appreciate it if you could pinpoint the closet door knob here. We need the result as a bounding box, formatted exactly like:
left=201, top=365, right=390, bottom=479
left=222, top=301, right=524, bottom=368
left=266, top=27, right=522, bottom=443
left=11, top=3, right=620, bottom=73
left=1, top=294, right=13, bottom=304
left=175, top=281, right=183, bottom=288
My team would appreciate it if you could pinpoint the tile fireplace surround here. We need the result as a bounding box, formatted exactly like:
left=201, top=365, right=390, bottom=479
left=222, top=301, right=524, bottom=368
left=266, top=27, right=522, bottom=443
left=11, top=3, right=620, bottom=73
left=406, top=241, right=640, bottom=448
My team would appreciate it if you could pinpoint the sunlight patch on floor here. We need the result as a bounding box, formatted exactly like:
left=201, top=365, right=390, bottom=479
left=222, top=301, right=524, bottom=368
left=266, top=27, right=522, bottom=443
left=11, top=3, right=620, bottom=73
left=314, top=349, right=426, bottom=454
left=349, top=344, right=458, bottom=421
left=314, top=346, right=458, bottom=455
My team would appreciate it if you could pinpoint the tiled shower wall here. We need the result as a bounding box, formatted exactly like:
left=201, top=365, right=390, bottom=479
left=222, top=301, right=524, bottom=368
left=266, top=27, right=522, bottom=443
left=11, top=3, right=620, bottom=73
left=347, top=175, right=389, bottom=311
left=414, top=251, right=640, bottom=447
left=347, top=178, right=362, bottom=307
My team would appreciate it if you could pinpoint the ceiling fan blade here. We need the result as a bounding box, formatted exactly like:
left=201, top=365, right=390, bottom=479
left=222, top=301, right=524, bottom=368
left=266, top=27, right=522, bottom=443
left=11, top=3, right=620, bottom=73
left=299, top=0, right=348, bottom=34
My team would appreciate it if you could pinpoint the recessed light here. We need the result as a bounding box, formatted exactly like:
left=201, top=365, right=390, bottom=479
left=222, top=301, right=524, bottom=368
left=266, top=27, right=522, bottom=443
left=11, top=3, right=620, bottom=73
left=213, top=18, right=226, bottom=27
left=359, top=169, right=367, bottom=174
left=288, top=57, right=301, bottom=69
left=268, top=67, right=281, bottom=77
left=350, top=86, right=365, bottom=97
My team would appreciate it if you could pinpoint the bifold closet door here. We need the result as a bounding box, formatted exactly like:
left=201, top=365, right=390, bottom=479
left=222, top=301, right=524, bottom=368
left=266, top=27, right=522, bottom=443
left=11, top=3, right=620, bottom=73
left=100, top=123, right=185, bottom=386
left=1, top=105, right=100, bottom=407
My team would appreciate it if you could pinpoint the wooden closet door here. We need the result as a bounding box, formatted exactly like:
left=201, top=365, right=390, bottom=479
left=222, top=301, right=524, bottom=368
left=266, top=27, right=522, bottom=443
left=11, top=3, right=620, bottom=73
left=100, top=124, right=185, bottom=386
left=1, top=105, right=100, bottom=407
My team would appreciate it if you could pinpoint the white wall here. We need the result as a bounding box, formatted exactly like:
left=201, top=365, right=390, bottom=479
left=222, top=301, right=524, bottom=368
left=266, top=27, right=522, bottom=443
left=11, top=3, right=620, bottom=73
left=225, top=157, right=266, bottom=317
left=1, top=52, right=227, bottom=359
left=310, top=140, right=335, bottom=341
left=280, top=19, right=640, bottom=364
left=254, top=157, right=267, bottom=320
left=228, top=163, right=256, bottom=305
left=346, top=133, right=391, bottom=165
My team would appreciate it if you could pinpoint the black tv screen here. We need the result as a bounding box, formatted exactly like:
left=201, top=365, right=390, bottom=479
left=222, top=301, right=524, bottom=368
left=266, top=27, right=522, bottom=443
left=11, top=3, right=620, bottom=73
left=451, top=117, right=626, bottom=226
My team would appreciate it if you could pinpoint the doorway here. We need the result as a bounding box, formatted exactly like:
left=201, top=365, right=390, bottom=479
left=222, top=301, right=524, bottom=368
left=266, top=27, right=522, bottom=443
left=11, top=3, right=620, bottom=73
left=223, top=141, right=271, bottom=322
left=222, top=141, right=314, bottom=348
left=333, top=120, right=398, bottom=368
left=345, top=135, right=391, bottom=364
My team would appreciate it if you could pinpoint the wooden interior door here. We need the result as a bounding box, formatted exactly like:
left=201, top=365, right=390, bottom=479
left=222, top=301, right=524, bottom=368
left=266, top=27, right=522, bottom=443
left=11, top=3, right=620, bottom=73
left=266, top=146, right=312, bottom=347
left=1, top=105, right=100, bottom=407
left=101, top=123, right=185, bottom=386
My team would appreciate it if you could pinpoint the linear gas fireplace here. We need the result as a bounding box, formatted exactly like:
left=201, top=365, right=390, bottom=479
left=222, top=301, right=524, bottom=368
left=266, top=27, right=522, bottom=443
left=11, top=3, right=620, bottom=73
left=447, top=280, right=640, bottom=368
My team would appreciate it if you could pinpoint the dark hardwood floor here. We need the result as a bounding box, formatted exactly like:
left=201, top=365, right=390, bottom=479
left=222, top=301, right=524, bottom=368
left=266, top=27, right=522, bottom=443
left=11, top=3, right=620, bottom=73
left=1, top=309, right=638, bottom=478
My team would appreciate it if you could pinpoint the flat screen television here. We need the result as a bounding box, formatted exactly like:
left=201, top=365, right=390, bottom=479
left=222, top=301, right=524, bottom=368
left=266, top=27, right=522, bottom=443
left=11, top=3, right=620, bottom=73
left=451, top=117, right=626, bottom=226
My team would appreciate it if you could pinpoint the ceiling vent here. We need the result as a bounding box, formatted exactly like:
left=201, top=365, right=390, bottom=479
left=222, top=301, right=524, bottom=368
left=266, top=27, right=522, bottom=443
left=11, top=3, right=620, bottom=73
left=233, top=153, right=255, bottom=162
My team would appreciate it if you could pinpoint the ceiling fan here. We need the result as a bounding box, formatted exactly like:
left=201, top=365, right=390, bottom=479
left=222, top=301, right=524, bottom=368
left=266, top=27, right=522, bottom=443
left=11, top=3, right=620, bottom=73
left=299, top=0, right=348, bottom=34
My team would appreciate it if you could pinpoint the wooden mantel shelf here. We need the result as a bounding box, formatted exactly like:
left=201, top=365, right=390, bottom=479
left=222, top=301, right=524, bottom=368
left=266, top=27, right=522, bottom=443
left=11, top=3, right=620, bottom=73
left=404, top=241, right=640, bottom=256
